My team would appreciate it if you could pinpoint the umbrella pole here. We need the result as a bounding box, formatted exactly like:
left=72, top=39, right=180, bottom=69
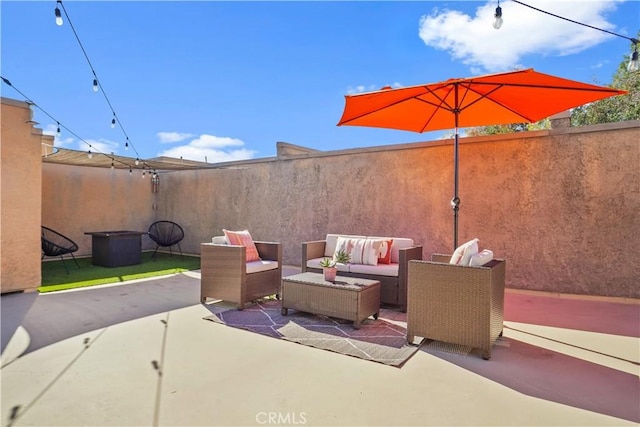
left=452, top=129, right=460, bottom=251
left=452, top=86, right=460, bottom=251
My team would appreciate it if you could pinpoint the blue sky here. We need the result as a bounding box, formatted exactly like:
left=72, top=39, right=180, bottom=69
left=2, top=0, right=638, bottom=163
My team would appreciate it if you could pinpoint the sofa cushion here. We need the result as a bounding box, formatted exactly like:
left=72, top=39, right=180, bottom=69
left=246, top=259, right=279, bottom=274
left=307, top=258, right=350, bottom=273
left=368, top=237, right=414, bottom=263
left=324, top=234, right=366, bottom=257
left=349, top=263, right=399, bottom=277
left=223, top=229, right=262, bottom=262
left=211, top=235, right=227, bottom=244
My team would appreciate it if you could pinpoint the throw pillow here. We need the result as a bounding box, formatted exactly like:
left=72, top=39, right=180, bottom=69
left=377, top=239, right=393, bottom=264
left=333, top=237, right=383, bottom=266
left=450, top=238, right=479, bottom=266
left=469, top=249, right=494, bottom=266
left=222, top=229, right=262, bottom=262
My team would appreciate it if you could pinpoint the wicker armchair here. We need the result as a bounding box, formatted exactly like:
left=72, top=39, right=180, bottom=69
left=200, top=241, right=282, bottom=309
left=407, top=254, right=506, bottom=360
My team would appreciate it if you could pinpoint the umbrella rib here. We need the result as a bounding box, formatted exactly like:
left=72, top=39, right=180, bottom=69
left=461, top=83, right=536, bottom=122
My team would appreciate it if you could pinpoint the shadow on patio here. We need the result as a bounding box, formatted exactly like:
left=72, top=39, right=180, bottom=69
left=1, top=268, right=638, bottom=426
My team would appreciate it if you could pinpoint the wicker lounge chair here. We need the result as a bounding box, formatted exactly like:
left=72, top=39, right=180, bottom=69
left=407, top=254, right=506, bottom=359
left=41, top=226, right=80, bottom=273
left=200, top=240, right=282, bottom=309
left=148, top=221, right=184, bottom=260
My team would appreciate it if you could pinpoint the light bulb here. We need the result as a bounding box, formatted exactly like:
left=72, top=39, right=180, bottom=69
left=56, top=123, right=61, bottom=137
left=493, top=6, right=503, bottom=29
left=129, top=167, right=132, bottom=175
left=111, top=117, right=116, bottom=128
left=125, top=140, right=129, bottom=150
left=628, top=50, right=639, bottom=72
left=88, top=150, right=93, bottom=159
left=135, top=157, right=140, bottom=166
left=55, top=5, right=63, bottom=26
left=111, top=161, right=114, bottom=170
left=93, top=79, right=98, bottom=92
left=142, top=169, right=146, bottom=178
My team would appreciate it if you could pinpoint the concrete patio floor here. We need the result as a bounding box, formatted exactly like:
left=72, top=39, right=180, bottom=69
left=1, top=266, right=638, bottom=427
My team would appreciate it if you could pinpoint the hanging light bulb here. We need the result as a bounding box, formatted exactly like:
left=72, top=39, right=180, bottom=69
left=56, top=122, right=61, bottom=137
left=54, top=2, right=63, bottom=26
left=129, top=167, right=132, bottom=175
left=111, top=161, right=114, bottom=170
left=142, top=168, right=146, bottom=178
left=88, top=150, right=93, bottom=159
left=110, top=116, right=116, bottom=128
left=92, top=79, right=99, bottom=92
left=628, top=48, right=639, bottom=72
left=493, top=2, right=503, bottom=29
left=135, top=157, right=140, bottom=166
left=125, top=139, right=129, bottom=150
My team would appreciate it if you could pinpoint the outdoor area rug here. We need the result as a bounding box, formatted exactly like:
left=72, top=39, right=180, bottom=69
left=203, top=300, right=422, bottom=367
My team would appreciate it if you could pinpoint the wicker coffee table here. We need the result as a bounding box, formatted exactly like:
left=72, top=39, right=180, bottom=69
left=280, top=272, right=381, bottom=329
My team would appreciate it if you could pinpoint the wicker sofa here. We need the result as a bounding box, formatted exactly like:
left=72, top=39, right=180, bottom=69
left=200, top=238, right=282, bottom=309
left=406, top=254, right=506, bottom=359
left=302, top=234, right=422, bottom=311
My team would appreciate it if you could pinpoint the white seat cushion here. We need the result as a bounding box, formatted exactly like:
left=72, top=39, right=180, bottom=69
left=349, top=263, right=399, bottom=277
left=246, top=260, right=278, bottom=274
left=307, top=258, right=350, bottom=273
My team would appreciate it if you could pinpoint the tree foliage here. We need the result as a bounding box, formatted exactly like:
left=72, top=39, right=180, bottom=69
left=572, top=39, right=640, bottom=126
left=467, top=36, right=639, bottom=136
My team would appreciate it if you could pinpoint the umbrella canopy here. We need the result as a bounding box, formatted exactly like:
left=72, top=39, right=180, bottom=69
left=337, top=68, right=627, bottom=249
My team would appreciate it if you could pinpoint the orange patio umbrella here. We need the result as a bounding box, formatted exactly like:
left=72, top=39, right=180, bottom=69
left=337, top=68, right=627, bottom=249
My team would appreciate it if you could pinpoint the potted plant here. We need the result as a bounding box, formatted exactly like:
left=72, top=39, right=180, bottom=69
left=319, top=250, right=350, bottom=282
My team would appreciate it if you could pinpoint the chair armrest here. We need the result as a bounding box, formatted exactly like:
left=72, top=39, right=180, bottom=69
left=254, top=241, right=282, bottom=263
left=397, top=245, right=423, bottom=312
left=301, top=240, right=327, bottom=272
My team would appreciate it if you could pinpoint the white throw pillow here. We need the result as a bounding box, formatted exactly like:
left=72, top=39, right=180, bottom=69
left=450, top=238, right=479, bottom=266
left=333, top=237, right=383, bottom=266
left=469, top=249, right=494, bottom=266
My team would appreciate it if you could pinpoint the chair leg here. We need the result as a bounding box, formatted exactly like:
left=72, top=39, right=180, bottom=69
left=151, top=245, right=159, bottom=261
left=177, top=243, right=183, bottom=259
left=70, top=253, right=80, bottom=269
left=59, top=255, right=70, bottom=274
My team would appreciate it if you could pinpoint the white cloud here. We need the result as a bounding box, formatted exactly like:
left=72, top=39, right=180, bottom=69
left=81, top=138, right=119, bottom=154
left=346, top=81, right=404, bottom=94
left=157, top=134, right=256, bottom=163
left=156, top=131, right=195, bottom=143
left=418, top=0, right=625, bottom=72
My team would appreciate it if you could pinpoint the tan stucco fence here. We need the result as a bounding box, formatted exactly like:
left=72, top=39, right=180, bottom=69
left=2, top=97, right=639, bottom=298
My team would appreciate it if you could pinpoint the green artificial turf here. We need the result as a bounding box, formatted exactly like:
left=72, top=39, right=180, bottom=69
left=40, top=252, right=201, bottom=293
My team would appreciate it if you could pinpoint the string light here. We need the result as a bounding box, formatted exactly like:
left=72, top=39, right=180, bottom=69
left=56, top=122, right=61, bottom=137
left=54, top=1, right=63, bottom=26
left=2, top=75, right=148, bottom=173
left=496, top=0, right=639, bottom=71
left=129, top=167, right=132, bottom=175
left=53, top=0, right=154, bottom=171
left=493, top=0, right=503, bottom=29
left=135, top=157, right=140, bottom=166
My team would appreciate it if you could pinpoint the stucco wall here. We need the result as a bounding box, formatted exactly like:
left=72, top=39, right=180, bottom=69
left=0, top=98, right=44, bottom=293
left=41, top=163, right=158, bottom=256
left=1, top=93, right=637, bottom=298
left=157, top=122, right=639, bottom=298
